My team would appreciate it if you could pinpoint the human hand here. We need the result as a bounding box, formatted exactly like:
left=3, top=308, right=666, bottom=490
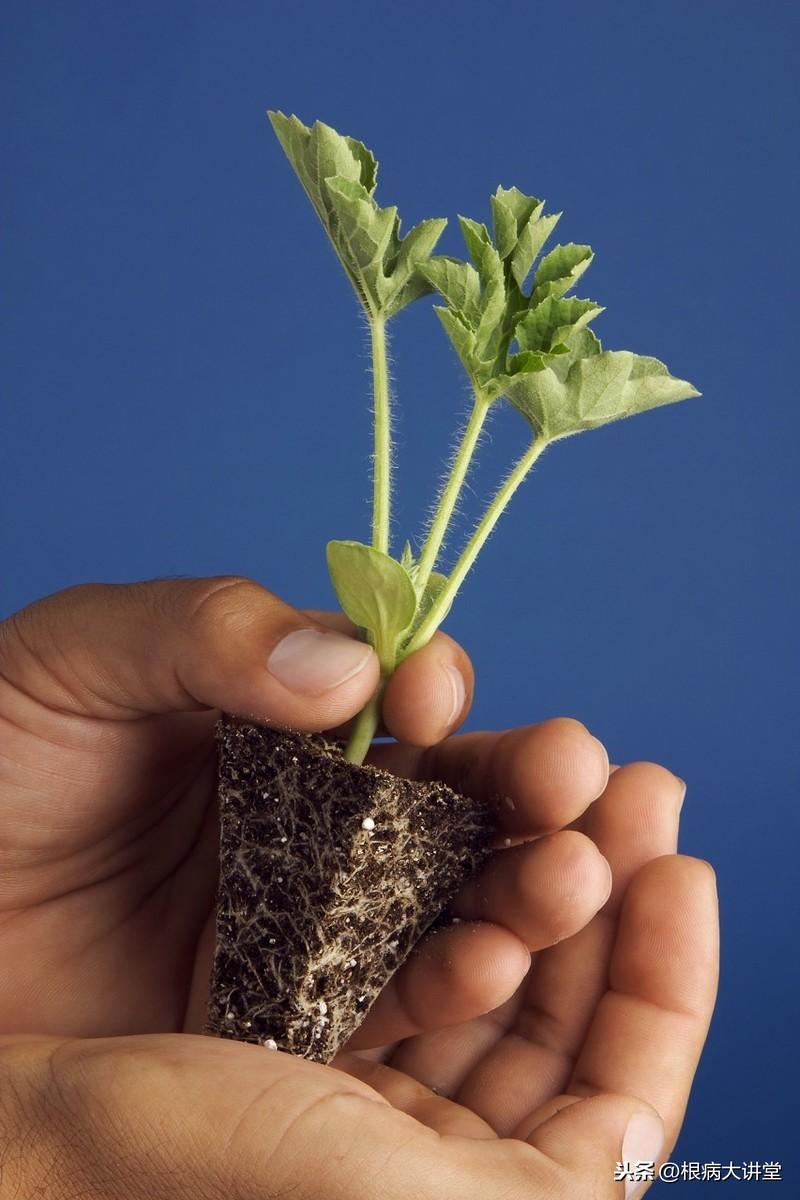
left=0, top=577, right=718, bottom=1197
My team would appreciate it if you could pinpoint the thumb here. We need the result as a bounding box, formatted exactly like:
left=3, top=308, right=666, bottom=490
left=0, top=576, right=380, bottom=730
left=523, top=1093, right=665, bottom=1198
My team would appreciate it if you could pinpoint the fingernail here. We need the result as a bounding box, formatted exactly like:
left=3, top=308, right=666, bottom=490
left=267, top=629, right=373, bottom=695
left=591, top=735, right=610, bottom=795
left=622, top=1111, right=664, bottom=1199
left=444, top=664, right=466, bottom=728
left=600, top=854, right=613, bottom=905
left=676, top=777, right=687, bottom=811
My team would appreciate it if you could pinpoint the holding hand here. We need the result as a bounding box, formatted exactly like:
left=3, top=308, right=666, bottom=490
left=0, top=577, right=718, bottom=1197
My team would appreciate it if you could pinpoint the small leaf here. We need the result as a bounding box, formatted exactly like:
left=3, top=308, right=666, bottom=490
left=421, top=257, right=482, bottom=326
left=384, top=218, right=448, bottom=316
left=511, top=211, right=561, bottom=289
left=400, top=540, right=416, bottom=575
left=417, top=570, right=450, bottom=623
left=491, top=186, right=543, bottom=262
left=530, top=244, right=594, bottom=305
left=326, top=541, right=417, bottom=663
left=515, top=296, right=604, bottom=353
left=434, top=306, right=477, bottom=374
left=458, top=216, right=492, bottom=265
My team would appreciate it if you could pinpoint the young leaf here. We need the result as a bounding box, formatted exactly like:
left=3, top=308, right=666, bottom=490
left=326, top=540, right=417, bottom=666
left=268, top=111, right=445, bottom=319
left=505, top=329, right=700, bottom=439
left=421, top=257, right=482, bottom=327
left=414, top=570, right=451, bottom=626
left=530, top=244, right=594, bottom=305
left=434, top=306, right=478, bottom=375
left=511, top=210, right=562, bottom=289
left=490, top=186, right=543, bottom=258
left=384, top=218, right=449, bottom=316
left=323, top=176, right=398, bottom=302
left=515, top=296, right=604, bottom=353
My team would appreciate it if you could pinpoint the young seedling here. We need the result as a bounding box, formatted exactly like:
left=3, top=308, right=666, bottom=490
left=206, top=114, right=699, bottom=1063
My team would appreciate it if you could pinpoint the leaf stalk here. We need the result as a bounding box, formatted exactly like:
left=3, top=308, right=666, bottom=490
left=403, top=434, right=550, bottom=656
left=370, top=316, right=391, bottom=555
left=414, top=387, right=492, bottom=593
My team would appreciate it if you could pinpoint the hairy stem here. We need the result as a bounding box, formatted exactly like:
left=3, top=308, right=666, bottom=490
left=415, top=387, right=492, bottom=593
left=403, top=434, right=550, bottom=656
left=344, top=317, right=392, bottom=766
left=370, top=316, right=391, bottom=555
left=343, top=678, right=386, bottom=764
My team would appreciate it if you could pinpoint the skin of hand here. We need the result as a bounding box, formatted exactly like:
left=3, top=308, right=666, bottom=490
left=0, top=577, right=719, bottom=1199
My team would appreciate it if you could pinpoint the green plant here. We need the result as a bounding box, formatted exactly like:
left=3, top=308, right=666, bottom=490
left=268, top=112, right=700, bottom=764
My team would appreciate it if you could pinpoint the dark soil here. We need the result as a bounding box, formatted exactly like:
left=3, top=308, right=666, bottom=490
left=205, top=713, right=495, bottom=1063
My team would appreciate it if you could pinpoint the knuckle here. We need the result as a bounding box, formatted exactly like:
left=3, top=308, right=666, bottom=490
left=183, top=576, right=277, bottom=636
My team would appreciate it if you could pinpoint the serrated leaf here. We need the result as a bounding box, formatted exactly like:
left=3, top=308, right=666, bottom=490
left=516, top=297, right=604, bottom=353
left=530, top=244, right=594, bottom=305
left=326, top=540, right=417, bottom=665
left=383, top=217, right=448, bottom=316
left=491, top=186, right=543, bottom=261
left=458, top=216, right=492, bottom=266
left=325, top=177, right=397, bottom=275
left=269, top=112, right=444, bottom=319
left=434, top=306, right=477, bottom=374
left=506, top=332, right=700, bottom=439
left=421, top=257, right=482, bottom=327
left=511, top=211, right=562, bottom=289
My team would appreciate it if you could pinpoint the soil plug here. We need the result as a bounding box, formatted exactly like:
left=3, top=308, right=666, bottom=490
left=206, top=715, right=494, bottom=1061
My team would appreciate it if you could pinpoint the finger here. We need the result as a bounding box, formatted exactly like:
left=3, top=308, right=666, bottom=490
left=508, top=764, right=686, bottom=1080
left=380, top=630, right=473, bottom=746
left=558, top=855, right=719, bottom=1152
left=0, top=578, right=380, bottom=730
left=448, top=831, right=612, bottom=950
left=346, top=921, right=531, bottom=1050
left=370, top=717, right=610, bottom=837
left=310, top=613, right=475, bottom=747
left=522, top=1092, right=665, bottom=1199
left=447, top=764, right=686, bottom=1132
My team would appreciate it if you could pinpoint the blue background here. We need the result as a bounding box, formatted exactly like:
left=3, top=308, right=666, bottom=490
left=2, top=0, right=798, bottom=1190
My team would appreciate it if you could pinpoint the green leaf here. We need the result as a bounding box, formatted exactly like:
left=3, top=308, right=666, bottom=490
left=421, top=257, right=482, bottom=326
left=515, top=296, right=604, bottom=353
left=399, top=540, right=416, bottom=575
left=417, top=570, right=450, bottom=623
left=434, top=306, right=477, bottom=374
left=511, top=211, right=562, bottom=289
left=268, top=112, right=445, bottom=319
left=384, top=218, right=448, bottom=316
left=506, top=331, right=701, bottom=439
left=491, top=186, right=543, bottom=261
left=530, top=244, right=594, bottom=305
left=326, top=541, right=417, bottom=665
left=324, top=176, right=398, bottom=301
left=458, top=216, right=492, bottom=265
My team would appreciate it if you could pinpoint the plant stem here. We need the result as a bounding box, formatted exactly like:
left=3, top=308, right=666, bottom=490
left=370, top=316, right=391, bottom=555
left=402, top=434, right=550, bottom=657
left=343, top=677, right=386, bottom=764
left=415, top=387, right=491, bottom=593
left=345, top=317, right=392, bottom=766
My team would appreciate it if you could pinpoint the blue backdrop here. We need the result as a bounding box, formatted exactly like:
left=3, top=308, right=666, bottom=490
left=2, top=1, right=798, bottom=1190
